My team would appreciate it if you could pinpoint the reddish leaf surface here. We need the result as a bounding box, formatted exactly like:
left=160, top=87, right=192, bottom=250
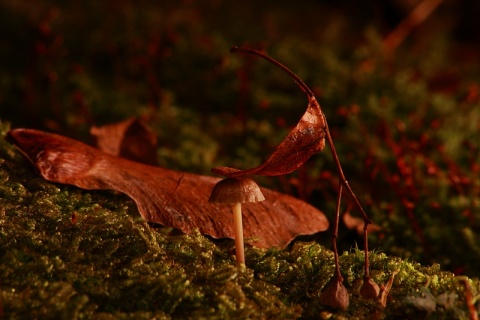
left=90, top=117, right=158, bottom=165
left=6, top=128, right=329, bottom=248
left=212, top=95, right=326, bottom=177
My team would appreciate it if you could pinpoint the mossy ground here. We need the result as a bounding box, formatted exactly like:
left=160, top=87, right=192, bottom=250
left=1, top=1, right=480, bottom=318
left=1, top=122, right=478, bottom=319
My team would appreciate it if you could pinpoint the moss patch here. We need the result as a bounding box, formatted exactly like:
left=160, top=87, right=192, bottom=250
left=1, top=122, right=478, bottom=319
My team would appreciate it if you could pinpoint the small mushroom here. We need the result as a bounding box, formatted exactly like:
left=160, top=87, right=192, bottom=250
left=209, top=177, right=265, bottom=266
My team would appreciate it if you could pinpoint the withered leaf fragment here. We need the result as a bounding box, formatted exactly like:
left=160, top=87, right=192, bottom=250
left=343, top=211, right=382, bottom=236
left=6, top=128, right=329, bottom=248
left=90, top=117, right=158, bottom=165
left=212, top=95, right=326, bottom=177
left=379, top=269, right=399, bottom=307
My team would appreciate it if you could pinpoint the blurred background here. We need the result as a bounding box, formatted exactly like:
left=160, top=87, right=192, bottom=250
left=1, top=0, right=479, bottom=276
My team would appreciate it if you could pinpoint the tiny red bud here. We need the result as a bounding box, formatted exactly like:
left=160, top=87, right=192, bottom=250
left=360, top=277, right=380, bottom=300
left=319, top=278, right=349, bottom=310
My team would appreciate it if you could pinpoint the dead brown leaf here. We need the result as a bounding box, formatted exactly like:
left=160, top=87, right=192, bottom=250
left=343, top=211, right=382, bottom=235
left=90, top=117, right=158, bottom=165
left=6, top=128, right=329, bottom=248
left=212, top=95, right=326, bottom=177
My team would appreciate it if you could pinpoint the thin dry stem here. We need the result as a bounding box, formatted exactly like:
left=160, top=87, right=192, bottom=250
left=325, top=120, right=372, bottom=279
left=324, top=123, right=372, bottom=224
left=363, top=223, right=370, bottom=278
left=333, top=182, right=343, bottom=281
left=384, top=0, right=444, bottom=54
left=230, top=46, right=314, bottom=97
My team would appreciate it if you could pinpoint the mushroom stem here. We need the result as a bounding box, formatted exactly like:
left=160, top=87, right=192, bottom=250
left=209, top=177, right=264, bottom=267
left=232, top=202, right=245, bottom=266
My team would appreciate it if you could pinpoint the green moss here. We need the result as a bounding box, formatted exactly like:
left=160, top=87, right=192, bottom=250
left=1, top=122, right=479, bottom=319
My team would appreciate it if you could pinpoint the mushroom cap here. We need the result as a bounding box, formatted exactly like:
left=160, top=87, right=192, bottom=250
left=209, top=177, right=265, bottom=204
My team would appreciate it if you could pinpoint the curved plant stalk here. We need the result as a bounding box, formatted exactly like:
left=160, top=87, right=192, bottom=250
left=230, top=46, right=375, bottom=304
left=384, top=0, right=444, bottom=54
left=333, top=182, right=343, bottom=281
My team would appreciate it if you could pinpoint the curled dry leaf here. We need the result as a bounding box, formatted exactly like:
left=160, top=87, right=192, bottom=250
left=90, top=117, right=158, bottom=166
left=6, top=128, right=329, bottom=248
left=343, top=211, right=382, bottom=235
left=380, top=269, right=399, bottom=307
left=211, top=95, right=326, bottom=177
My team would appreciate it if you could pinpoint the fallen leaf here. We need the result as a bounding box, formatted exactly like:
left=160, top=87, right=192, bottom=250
left=343, top=211, right=382, bottom=235
left=379, top=269, right=399, bottom=307
left=6, top=128, right=329, bottom=248
left=212, top=95, right=326, bottom=177
left=90, top=117, right=158, bottom=165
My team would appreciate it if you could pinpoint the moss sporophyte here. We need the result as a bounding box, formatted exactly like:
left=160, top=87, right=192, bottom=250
left=210, top=46, right=381, bottom=310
